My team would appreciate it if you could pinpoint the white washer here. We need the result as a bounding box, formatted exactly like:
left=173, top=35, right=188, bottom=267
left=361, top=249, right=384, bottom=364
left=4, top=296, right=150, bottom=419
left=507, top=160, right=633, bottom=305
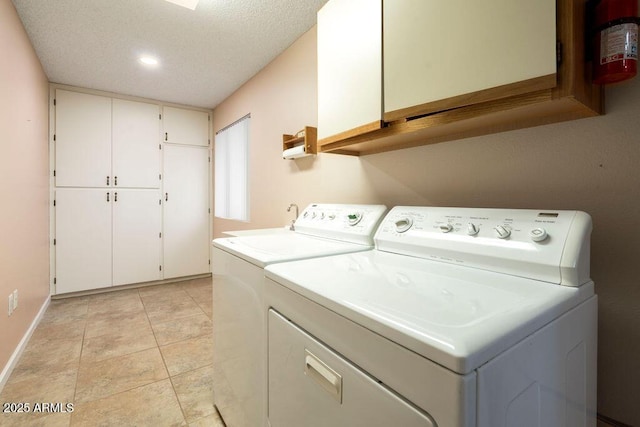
left=211, top=203, right=387, bottom=427
left=264, top=206, right=597, bottom=427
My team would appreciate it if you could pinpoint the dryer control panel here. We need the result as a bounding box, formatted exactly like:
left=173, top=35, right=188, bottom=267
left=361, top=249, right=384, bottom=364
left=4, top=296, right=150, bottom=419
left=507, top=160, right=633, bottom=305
left=375, top=207, right=592, bottom=287
left=294, top=204, right=387, bottom=246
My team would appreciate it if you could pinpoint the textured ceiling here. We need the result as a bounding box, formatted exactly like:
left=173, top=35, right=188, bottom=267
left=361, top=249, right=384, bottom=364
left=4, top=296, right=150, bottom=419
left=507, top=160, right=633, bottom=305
left=11, top=0, right=328, bottom=109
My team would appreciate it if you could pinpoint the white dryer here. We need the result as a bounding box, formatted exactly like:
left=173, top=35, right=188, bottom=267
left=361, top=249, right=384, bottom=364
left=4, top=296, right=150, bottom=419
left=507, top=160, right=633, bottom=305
left=211, top=203, right=387, bottom=427
left=264, top=206, right=597, bottom=427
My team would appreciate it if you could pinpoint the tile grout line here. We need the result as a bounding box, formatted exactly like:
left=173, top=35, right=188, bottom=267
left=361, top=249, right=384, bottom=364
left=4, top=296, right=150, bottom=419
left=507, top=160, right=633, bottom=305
left=140, top=287, right=191, bottom=425
left=69, top=297, right=91, bottom=427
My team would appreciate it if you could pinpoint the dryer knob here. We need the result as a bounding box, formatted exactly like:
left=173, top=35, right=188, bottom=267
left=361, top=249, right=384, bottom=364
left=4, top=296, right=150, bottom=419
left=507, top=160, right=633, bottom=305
left=439, top=223, right=453, bottom=233
left=529, top=227, right=548, bottom=242
left=467, top=223, right=479, bottom=236
left=494, top=225, right=511, bottom=239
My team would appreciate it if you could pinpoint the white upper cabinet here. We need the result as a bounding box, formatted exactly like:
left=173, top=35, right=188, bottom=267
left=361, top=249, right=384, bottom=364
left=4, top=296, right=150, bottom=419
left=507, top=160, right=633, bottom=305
left=55, top=90, right=160, bottom=188
left=317, top=0, right=382, bottom=143
left=55, top=90, right=112, bottom=187
left=163, top=106, right=210, bottom=146
left=383, top=0, right=557, bottom=121
left=112, top=99, right=161, bottom=188
left=315, top=0, right=594, bottom=156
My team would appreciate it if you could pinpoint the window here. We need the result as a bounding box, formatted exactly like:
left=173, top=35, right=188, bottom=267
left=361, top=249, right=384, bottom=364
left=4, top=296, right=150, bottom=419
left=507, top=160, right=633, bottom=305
left=214, top=114, right=250, bottom=221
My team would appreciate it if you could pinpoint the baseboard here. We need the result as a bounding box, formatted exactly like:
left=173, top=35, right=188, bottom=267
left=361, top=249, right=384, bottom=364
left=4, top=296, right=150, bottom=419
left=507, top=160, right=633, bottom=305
left=0, top=295, right=50, bottom=393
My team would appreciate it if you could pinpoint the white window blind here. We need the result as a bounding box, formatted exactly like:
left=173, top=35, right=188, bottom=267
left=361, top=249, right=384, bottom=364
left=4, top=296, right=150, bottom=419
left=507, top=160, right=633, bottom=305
left=215, top=114, right=250, bottom=221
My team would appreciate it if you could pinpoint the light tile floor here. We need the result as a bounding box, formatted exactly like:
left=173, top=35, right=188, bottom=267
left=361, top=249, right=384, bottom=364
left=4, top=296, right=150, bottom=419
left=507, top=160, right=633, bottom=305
left=0, top=277, right=224, bottom=427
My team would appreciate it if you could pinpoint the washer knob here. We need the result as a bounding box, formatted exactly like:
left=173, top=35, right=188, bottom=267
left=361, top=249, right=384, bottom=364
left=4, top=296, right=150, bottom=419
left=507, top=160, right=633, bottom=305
left=467, top=223, right=479, bottom=236
left=439, top=223, right=453, bottom=233
left=347, top=212, right=363, bottom=226
left=394, top=217, right=413, bottom=233
left=494, top=225, right=511, bottom=239
left=529, top=227, right=548, bottom=242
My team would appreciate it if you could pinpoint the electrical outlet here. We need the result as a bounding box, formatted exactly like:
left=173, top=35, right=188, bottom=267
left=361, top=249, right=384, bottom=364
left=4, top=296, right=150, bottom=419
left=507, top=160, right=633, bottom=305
left=12, top=290, right=18, bottom=311
left=8, top=293, right=14, bottom=316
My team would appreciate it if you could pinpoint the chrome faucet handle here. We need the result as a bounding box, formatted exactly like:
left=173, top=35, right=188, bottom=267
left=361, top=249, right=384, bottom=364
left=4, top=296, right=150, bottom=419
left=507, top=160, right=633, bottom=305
left=287, top=203, right=299, bottom=230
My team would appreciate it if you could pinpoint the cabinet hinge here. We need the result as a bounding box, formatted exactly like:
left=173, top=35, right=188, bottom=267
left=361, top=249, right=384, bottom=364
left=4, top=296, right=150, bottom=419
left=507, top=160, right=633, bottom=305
left=159, top=114, right=162, bottom=120
left=53, top=170, right=56, bottom=177
left=53, top=99, right=56, bottom=106
left=208, top=139, right=210, bottom=145
left=208, top=259, right=211, bottom=265
left=159, top=174, right=162, bottom=180
left=53, top=238, right=56, bottom=246
left=159, top=199, right=161, bottom=205
left=159, top=232, right=162, bottom=238
left=54, top=277, right=56, bottom=284
left=159, top=265, right=162, bottom=271
left=208, top=115, right=210, bottom=122
left=53, top=134, right=56, bottom=142
left=53, top=199, right=56, bottom=207
left=159, top=144, right=162, bottom=150
left=208, top=156, right=211, bottom=162
left=556, top=41, right=562, bottom=66
left=208, top=208, right=211, bottom=214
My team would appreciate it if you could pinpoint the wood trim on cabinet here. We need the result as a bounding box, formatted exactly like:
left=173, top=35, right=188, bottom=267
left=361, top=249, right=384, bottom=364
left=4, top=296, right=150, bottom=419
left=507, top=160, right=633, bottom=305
left=318, top=120, right=383, bottom=147
left=384, top=74, right=558, bottom=123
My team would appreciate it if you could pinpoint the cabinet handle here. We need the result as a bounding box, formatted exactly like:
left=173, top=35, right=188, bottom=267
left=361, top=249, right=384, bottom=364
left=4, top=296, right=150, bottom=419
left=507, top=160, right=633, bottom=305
left=165, top=192, right=168, bottom=202
left=107, top=176, right=110, bottom=186
left=114, top=192, right=118, bottom=202
left=165, top=132, right=168, bottom=141
left=107, top=192, right=110, bottom=202
left=114, top=176, right=118, bottom=186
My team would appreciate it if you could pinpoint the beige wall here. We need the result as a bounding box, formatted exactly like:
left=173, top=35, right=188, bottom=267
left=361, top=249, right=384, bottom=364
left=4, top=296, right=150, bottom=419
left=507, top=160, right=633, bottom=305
left=213, top=26, right=640, bottom=425
left=0, top=0, right=50, bottom=376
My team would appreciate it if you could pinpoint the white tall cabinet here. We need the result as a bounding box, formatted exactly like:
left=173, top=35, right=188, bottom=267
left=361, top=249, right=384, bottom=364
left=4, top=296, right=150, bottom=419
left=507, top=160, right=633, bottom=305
left=52, top=88, right=210, bottom=294
left=163, top=145, right=210, bottom=279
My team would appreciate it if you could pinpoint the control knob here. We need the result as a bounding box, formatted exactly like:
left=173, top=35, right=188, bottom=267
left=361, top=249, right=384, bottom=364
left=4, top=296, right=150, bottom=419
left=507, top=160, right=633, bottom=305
left=347, top=212, right=363, bottom=226
left=394, top=217, right=413, bottom=233
left=494, top=225, right=511, bottom=239
left=529, top=227, right=548, bottom=242
left=439, top=223, right=453, bottom=233
left=467, top=223, right=479, bottom=236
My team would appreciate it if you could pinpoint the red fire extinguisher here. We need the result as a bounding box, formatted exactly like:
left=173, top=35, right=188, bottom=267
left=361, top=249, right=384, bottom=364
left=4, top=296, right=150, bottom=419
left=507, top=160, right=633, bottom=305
left=592, top=0, right=639, bottom=84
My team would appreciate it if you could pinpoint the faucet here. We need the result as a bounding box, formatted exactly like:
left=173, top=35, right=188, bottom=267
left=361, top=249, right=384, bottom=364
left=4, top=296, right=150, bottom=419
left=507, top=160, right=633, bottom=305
left=287, top=203, right=299, bottom=231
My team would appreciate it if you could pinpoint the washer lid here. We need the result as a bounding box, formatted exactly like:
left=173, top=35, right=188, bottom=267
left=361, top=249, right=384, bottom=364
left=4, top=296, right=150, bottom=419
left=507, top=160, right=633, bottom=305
left=265, top=250, right=594, bottom=374
left=213, top=233, right=372, bottom=268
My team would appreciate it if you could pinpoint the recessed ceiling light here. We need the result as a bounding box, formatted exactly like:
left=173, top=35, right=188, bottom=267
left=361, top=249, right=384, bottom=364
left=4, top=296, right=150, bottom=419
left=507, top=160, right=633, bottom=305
left=140, top=56, right=159, bottom=66
left=165, top=0, right=199, bottom=10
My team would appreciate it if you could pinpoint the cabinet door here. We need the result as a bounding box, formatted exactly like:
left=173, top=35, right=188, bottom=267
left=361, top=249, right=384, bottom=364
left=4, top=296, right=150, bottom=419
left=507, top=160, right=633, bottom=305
left=163, top=145, right=210, bottom=279
left=113, top=189, right=162, bottom=286
left=317, top=0, right=382, bottom=143
left=163, top=106, right=209, bottom=147
left=55, top=188, right=112, bottom=294
left=384, top=0, right=557, bottom=121
left=55, top=90, right=112, bottom=187
left=112, top=99, right=161, bottom=188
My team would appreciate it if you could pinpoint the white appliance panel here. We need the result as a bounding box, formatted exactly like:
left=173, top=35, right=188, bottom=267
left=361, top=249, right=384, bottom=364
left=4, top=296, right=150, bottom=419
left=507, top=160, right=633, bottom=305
left=268, top=309, right=435, bottom=427
left=265, top=250, right=593, bottom=374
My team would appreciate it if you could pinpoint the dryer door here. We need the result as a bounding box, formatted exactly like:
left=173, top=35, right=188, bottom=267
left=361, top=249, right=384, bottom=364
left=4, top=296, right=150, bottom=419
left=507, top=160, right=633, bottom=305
left=268, top=309, right=435, bottom=427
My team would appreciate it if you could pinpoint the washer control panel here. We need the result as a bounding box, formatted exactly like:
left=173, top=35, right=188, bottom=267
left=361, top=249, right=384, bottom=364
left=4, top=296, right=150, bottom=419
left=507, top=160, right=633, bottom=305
left=376, top=206, right=593, bottom=286
left=294, top=204, right=387, bottom=245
